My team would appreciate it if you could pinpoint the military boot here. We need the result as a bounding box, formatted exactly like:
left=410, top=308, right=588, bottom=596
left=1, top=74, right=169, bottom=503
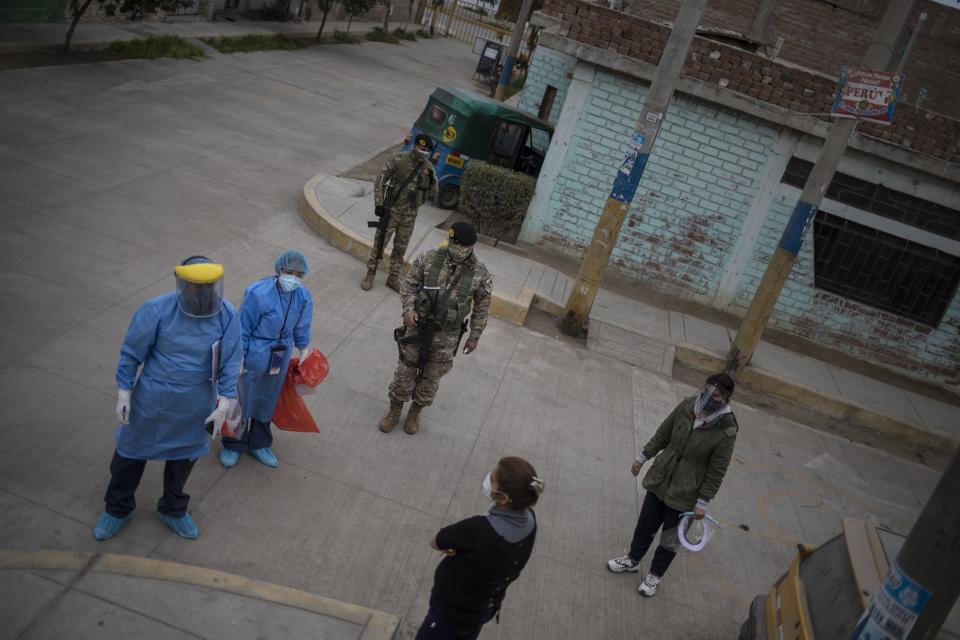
left=404, top=402, right=424, bottom=435
left=385, top=273, right=401, bottom=292
left=361, top=269, right=376, bottom=291
left=378, top=401, right=403, bottom=433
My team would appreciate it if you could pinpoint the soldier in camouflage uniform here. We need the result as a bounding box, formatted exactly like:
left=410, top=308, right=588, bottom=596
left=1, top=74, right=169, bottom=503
left=379, top=221, right=493, bottom=435
left=361, top=134, right=439, bottom=292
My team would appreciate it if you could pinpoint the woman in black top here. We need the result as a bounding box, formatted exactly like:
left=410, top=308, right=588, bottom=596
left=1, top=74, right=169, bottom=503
left=415, top=456, right=545, bottom=640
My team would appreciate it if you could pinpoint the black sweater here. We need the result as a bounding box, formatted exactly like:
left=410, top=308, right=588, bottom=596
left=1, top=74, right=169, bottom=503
left=430, top=513, right=537, bottom=628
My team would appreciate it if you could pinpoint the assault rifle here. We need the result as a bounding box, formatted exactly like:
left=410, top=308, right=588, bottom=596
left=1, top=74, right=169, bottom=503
left=396, top=285, right=441, bottom=380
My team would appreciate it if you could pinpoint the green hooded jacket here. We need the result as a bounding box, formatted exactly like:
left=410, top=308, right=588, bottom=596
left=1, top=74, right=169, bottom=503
left=641, top=396, right=738, bottom=512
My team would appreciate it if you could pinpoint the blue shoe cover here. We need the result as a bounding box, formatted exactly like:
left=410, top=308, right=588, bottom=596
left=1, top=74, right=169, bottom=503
left=93, top=512, right=130, bottom=540
left=250, top=447, right=279, bottom=468
left=220, top=448, right=240, bottom=468
left=158, top=512, right=199, bottom=539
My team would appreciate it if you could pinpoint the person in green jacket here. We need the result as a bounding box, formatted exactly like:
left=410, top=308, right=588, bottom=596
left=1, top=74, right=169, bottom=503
left=607, top=373, right=738, bottom=597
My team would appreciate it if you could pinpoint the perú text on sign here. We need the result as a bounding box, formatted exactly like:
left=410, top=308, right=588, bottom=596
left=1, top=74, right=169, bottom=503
left=831, top=67, right=905, bottom=124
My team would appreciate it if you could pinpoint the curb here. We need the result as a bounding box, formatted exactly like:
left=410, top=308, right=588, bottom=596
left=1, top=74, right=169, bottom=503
left=298, top=173, right=534, bottom=326
left=673, top=342, right=959, bottom=460
left=0, top=549, right=398, bottom=640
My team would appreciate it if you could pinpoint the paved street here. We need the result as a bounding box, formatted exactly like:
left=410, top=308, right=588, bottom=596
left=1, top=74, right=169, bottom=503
left=0, top=40, right=942, bottom=638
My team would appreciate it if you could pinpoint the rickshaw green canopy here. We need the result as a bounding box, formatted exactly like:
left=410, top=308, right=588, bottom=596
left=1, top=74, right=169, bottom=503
left=414, top=85, right=554, bottom=158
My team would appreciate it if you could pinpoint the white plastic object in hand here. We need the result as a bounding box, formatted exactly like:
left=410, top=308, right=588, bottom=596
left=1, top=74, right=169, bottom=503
left=677, top=512, right=722, bottom=552
left=204, top=396, right=231, bottom=437
left=116, top=389, right=132, bottom=425
left=299, top=346, right=310, bottom=361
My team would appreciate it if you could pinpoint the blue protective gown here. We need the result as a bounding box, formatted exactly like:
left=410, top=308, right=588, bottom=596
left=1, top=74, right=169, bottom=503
left=240, top=277, right=313, bottom=423
left=115, top=291, right=242, bottom=461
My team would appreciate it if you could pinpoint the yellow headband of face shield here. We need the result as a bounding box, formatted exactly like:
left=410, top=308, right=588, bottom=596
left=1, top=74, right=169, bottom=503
left=174, top=263, right=224, bottom=284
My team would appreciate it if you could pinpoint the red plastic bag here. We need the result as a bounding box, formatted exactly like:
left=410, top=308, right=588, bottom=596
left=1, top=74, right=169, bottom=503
left=272, top=360, right=320, bottom=433
left=292, top=350, right=329, bottom=387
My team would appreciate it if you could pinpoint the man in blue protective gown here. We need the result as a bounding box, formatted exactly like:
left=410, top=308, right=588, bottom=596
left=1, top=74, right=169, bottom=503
left=93, top=256, right=242, bottom=541
left=219, top=250, right=313, bottom=469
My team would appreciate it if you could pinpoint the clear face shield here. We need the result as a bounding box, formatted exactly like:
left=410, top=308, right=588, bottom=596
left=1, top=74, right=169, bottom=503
left=176, top=277, right=224, bottom=318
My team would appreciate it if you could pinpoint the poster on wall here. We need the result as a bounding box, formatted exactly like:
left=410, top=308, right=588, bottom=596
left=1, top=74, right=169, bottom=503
left=831, top=67, right=905, bottom=124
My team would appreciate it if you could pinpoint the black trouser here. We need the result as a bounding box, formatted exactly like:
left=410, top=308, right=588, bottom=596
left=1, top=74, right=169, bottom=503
left=221, top=418, right=272, bottom=451
left=628, top=491, right=682, bottom=577
left=104, top=450, right=196, bottom=518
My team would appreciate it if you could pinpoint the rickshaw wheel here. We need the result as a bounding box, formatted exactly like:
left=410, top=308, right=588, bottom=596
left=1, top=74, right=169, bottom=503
left=437, top=184, right=460, bottom=210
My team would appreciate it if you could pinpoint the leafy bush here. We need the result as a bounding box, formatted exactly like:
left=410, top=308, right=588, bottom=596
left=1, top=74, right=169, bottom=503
left=333, top=30, right=361, bottom=44
left=109, top=35, right=204, bottom=60
left=459, top=160, right=536, bottom=240
left=393, top=28, right=417, bottom=41
left=202, top=34, right=302, bottom=53
left=416, top=28, right=431, bottom=38
left=365, top=27, right=401, bottom=43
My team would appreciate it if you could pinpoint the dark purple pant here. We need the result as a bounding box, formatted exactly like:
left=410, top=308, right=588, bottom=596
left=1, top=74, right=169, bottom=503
left=414, top=606, right=496, bottom=640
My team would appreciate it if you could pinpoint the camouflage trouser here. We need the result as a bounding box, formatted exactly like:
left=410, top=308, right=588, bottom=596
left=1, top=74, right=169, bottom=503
left=367, top=213, right=416, bottom=277
left=388, top=327, right=458, bottom=407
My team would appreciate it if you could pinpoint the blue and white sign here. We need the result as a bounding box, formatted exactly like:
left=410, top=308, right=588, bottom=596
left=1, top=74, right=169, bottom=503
left=850, top=561, right=932, bottom=640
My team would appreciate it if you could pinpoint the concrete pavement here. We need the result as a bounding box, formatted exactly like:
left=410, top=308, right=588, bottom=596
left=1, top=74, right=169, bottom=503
left=0, top=39, right=945, bottom=638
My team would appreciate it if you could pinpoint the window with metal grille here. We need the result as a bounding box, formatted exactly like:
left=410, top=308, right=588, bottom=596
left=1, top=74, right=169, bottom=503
left=812, top=211, right=960, bottom=325
left=783, top=158, right=960, bottom=241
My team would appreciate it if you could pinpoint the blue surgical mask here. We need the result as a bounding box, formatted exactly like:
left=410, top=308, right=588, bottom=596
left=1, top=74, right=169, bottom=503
left=278, top=274, right=301, bottom=292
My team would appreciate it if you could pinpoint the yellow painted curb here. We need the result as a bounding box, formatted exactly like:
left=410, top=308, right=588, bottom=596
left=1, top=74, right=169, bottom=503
left=0, top=549, right=398, bottom=639
left=299, top=173, right=533, bottom=326
left=673, top=343, right=959, bottom=454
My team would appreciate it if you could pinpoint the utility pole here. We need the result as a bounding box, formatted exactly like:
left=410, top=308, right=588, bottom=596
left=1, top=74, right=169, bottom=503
left=746, top=0, right=780, bottom=44
left=494, top=0, right=536, bottom=101
left=852, top=448, right=960, bottom=639
left=724, top=0, right=917, bottom=376
left=559, top=0, right=707, bottom=335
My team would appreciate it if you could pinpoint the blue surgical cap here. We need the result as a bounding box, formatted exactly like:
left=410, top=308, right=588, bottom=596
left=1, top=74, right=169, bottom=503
left=275, top=250, right=309, bottom=275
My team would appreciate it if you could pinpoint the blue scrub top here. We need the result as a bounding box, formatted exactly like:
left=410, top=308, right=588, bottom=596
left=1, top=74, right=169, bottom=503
left=240, top=277, right=313, bottom=423
left=115, top=291, right=242, bottom=461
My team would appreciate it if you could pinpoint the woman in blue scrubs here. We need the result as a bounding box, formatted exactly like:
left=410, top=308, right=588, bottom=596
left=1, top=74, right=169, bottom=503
left=220, top=250, right=313, bottom=469
left=94, top=256, right=242, bottom=541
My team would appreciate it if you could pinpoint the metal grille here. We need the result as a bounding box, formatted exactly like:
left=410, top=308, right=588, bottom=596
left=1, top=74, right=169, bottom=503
left=784, top=158, right=960, bottom=241
left=812, top=211, right=960, bottom=326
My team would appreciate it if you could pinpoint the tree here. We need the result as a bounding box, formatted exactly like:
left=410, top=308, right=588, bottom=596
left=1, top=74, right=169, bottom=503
left=341, top=0, right=374, bottom=32
left=315, top=0, right=338, bottom=40
left=64, top=0, right=193, bottom=53
left=380, top=0, right=391, bottom=30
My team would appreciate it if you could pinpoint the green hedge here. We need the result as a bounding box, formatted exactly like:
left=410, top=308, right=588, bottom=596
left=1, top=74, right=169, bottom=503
left=459, top=161, right=536, bottom=239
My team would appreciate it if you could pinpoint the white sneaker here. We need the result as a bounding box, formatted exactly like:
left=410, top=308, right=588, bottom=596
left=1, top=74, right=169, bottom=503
left=607, top=555, right=640, bottom=573
left=638, top=573, right=661, bottom=597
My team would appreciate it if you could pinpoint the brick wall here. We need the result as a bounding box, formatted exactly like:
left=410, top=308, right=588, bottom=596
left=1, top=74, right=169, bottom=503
left=542, top=0, right=960, bottom=162
left=735, top=189, right=960, bottom=384
left=519, top=40, right=960, bottom=383
left=536, top=66, right=779, bottom=303
left=613, top=0, right=960, bottom=122
left=517, top=47, right=577, bottom=122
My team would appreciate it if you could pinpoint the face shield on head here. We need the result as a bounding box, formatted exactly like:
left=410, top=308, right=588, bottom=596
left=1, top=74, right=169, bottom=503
left=174, top=261, right=225, bottom=318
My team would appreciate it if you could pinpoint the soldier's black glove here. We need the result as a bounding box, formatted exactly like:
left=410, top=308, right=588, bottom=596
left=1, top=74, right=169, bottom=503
left=375, top=205, right=387, bottom=218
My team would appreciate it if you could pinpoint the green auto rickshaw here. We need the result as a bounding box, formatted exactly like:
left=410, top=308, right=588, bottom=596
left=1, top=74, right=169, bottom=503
left=402, top=85, right=554, bottom=209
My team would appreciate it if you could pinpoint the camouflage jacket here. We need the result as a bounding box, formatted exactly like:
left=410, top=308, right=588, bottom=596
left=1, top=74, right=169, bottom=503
left=400, top=248, right=493, bottom=342
left=374, top=151, right=438, bottom=217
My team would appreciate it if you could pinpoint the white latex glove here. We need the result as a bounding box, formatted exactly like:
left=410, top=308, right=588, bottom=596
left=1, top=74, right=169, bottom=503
left=116, top=389, right=132, bottom=425
left=204, top=396, right=231, bottom=438
left=298, top=346, right=310, bottom=361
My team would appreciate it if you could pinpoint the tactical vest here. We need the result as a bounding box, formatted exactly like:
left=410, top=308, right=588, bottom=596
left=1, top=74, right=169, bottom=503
left=414, top=249, right=476, bottom=333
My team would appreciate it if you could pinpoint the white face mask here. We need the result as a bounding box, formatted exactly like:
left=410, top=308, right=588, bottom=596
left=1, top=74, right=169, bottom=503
left=482, top=472, right=493, bottom=499
left=278, top=273, right=301, bottom=292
